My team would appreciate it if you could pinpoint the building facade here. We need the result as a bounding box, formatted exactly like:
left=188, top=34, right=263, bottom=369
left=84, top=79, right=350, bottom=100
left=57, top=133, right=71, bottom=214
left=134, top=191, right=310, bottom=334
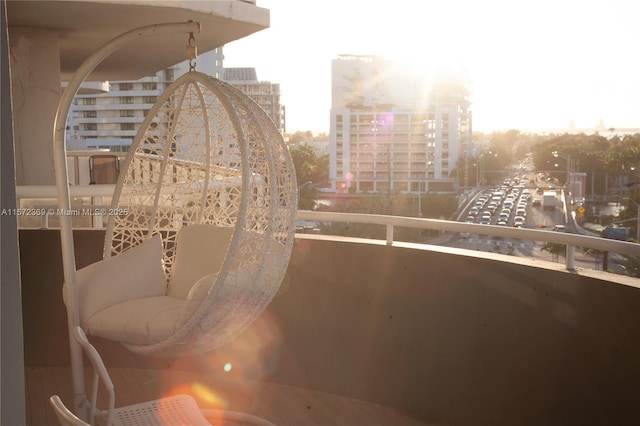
left=223, top=67, right=285, bottom=133
left=329, top=55, right=471, bottom=194
left=69, top=50, right=285, bottom=151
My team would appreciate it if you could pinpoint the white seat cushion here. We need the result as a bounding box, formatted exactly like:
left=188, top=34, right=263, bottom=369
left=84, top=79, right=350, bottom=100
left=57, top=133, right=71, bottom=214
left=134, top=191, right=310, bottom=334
left=87, top=296, right=185, bottom=346
left=168, top=224, right=234, bottom=299
left=71, top=234, right=167, bottom=328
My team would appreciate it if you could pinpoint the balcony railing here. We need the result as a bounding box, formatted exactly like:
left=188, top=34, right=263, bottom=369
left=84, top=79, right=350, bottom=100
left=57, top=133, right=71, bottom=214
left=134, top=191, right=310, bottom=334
left=14, top=152, right=638, bottom=275
left=15, top=150, right=242, bottom=228
left=297, top=210, right=639, bottom=273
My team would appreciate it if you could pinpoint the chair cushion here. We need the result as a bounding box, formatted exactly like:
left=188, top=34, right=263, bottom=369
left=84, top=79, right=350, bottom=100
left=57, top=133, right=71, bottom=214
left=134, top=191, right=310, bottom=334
left=72, top=234, right=167, bottom=328
left=87, top=296, right=185, bottom=346
left=168, top=224, right=234, bottom=299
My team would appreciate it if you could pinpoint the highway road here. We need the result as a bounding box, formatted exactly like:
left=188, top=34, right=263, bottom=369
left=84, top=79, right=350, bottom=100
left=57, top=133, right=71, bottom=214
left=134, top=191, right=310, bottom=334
left=440, top=173, right=607, bottom=271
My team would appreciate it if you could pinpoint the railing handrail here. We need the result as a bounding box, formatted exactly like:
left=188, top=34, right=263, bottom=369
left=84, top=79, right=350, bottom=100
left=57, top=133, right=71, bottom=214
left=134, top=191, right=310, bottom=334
left=297, top=210, right=640, bottom=259
left=16, top=184, right=115, bottom=198
left=14, top=184, right=639, bottom=270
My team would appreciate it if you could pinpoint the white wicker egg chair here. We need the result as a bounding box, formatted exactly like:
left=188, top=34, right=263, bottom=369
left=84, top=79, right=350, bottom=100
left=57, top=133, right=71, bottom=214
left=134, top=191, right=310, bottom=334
left=74, top=70, right=297, bottom=357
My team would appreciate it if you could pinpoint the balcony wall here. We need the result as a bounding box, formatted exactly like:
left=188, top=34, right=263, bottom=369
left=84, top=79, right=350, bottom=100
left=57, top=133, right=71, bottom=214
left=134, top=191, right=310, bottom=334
left=21, top=229, right=640, bottom=425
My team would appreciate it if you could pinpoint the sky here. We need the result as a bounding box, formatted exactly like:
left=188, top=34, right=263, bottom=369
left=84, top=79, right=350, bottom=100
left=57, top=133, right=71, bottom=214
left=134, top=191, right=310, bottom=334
left=223, top=0, right=640, bottom=134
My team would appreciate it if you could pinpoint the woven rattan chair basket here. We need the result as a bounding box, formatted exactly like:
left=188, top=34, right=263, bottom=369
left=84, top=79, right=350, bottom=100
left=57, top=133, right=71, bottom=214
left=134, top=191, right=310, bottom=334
left=90, top=70, right=297, bottom=356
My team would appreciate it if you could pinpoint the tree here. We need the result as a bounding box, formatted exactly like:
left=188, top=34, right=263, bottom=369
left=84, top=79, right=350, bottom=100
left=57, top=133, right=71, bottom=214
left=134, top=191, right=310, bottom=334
left=313, top=154, right=329, bottom=184
left=530, top=132, right=613, bottom=193
left=286, top=130, right=314, bottom=145
left=290, top=143, right=330, bottom=209
left=540, top=242, right=565, bottom=263
left=419, top=193, right=457, bottom=219
left=290, top=143, right=317, bottom=185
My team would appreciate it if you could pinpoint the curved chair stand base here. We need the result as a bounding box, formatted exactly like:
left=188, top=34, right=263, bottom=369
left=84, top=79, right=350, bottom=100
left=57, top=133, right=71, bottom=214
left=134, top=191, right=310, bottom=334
left=49, top=327, right=278, bottom=426
left=202, top=409, right=276, bottom=426
left=50, top=395, right=278, bottom=426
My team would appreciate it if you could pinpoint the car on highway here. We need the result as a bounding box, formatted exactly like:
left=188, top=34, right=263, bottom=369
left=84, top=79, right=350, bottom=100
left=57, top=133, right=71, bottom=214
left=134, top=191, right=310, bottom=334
left=513, top=215, right=526, bottom=227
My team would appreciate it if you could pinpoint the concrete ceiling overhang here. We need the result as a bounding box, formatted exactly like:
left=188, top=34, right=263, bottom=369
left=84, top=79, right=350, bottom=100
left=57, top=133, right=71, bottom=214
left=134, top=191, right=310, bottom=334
left=6, top=0, right=269, bottom=81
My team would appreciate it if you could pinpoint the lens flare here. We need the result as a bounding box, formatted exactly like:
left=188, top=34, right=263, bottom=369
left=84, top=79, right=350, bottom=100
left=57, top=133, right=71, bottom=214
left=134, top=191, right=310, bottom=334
left=161, top=382, right=228, bottom=409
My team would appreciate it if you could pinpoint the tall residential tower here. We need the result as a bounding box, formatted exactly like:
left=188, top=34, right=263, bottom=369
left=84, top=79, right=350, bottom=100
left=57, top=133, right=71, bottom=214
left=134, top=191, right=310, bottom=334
left=330, top=55, right=471, bottom=194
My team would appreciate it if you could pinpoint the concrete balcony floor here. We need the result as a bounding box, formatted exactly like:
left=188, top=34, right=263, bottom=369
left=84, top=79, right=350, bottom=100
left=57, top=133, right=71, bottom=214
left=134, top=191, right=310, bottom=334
left=26, top=366, right=430, bottom=425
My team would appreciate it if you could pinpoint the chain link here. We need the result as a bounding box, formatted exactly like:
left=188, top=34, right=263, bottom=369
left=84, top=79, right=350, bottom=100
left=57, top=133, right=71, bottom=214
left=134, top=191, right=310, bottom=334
left=187, top=32, right=197, bottom=71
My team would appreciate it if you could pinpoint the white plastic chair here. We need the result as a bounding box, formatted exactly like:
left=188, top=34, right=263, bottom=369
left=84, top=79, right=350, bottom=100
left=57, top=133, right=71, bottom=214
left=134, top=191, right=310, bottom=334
left=50, top=327, right=211, bottom=426
left=49, top=395, right=89, bottom=426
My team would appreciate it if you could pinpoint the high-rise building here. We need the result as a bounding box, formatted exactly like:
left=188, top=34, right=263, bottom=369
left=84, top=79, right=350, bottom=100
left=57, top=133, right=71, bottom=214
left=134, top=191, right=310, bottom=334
left=223, top=67, right=285, bottom=133
left=329, top=55, right=471, bottom=194
left=68, top=49, right=285, bottom=151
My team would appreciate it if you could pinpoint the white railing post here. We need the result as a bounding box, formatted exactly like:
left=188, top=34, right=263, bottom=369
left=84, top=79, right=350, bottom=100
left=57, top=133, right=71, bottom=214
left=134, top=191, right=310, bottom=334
left=566, top=244, right=576, bottom=271
left=386, top=224, right=393, bottom=245
left=92, top=196, right=104, bottom=228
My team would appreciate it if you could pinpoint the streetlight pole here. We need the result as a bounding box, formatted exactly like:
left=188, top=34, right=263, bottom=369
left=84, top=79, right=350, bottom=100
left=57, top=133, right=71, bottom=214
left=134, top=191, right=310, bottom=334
left=417, top=180, right=424, bottom=217
left=552, top=151, right=572, bottom=202
left=626, top=197, right=640, bottom=242
left=298, top=180, right=312, bottom=193
left=630, top=199, right=640, bottom=243
left=418, top=182, right=421, bottom=218
left=552, top=151, right=571, bottom=189
left=625, top=181, right=640, bottom=242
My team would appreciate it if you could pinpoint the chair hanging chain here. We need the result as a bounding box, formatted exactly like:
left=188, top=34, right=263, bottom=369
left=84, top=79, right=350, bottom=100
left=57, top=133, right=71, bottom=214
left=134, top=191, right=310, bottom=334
left=187, top=32, right=197, bottom=71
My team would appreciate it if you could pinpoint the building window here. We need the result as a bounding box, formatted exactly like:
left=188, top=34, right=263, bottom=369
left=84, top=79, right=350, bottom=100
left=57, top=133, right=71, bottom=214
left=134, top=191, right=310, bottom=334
left=120, top=123, right=135, bottom=131
left=120, top=97, right=134, bottom=104
left=142, top=82, right=157, bottom=90
left=83, top=123, right=97, bottom=131
left=143, top=96, right=157, bottom=104
left=82, top=98, right=96, bottom=105
left=119, top=83, right=133, bottom=91
left=120, top=110, right=135, bottom=117
left=83, top=111, right=97, bottom=118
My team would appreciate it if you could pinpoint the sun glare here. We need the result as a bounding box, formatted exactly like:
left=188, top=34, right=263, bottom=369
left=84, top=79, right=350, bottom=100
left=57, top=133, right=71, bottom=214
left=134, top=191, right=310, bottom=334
left=223, top=0, right=640, bottom=133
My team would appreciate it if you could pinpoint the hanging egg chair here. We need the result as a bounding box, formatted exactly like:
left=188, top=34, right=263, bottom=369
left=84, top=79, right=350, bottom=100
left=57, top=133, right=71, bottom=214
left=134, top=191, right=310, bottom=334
left=72, top=70, right=297, bottom=357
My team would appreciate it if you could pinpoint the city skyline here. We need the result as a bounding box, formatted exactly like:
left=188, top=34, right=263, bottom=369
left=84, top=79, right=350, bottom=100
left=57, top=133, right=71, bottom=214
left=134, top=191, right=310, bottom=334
left=223, top=0, right=640, bottom=134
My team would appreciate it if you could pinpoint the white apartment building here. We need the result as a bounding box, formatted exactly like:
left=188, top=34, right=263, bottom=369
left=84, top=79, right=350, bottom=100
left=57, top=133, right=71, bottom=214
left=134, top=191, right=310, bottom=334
left=69, top=50, right=285, bottom=151
left=223, top=67, right=285, bottom=133
left=330, top=54, right=471, bottom=194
